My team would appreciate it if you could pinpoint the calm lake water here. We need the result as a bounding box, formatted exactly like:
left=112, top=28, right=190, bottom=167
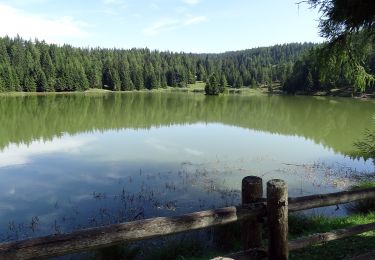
left=0, top=92, right=374, bottom=242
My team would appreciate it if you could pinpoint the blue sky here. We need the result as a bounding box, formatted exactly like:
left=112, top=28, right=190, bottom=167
left=0, top=0, right=324, bottom=53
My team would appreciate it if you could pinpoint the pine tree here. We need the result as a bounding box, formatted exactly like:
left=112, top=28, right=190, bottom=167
left=0, top=65, right=17, bottom=91
left=0, top=76, right=4, bottom=92
left=197, top=63, right=206, bottom=81
left=23, top=74, right=37, bottom=92
left=36, top=69, right=48, bottom=92
left=119, top=58, right=133, bottom=90
left=306, top=71, right=313, bottom=92
left=132, top=65, right=144, bottom=90
left=219, top=75, right=227, bottom=93
left=160, top=74, right=168, bottom=88
left=205, top=73, right=222, bottom=95
left=0, top=36, right=317, bottom=93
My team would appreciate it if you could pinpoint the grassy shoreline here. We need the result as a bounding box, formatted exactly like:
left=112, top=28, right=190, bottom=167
left=0, top=81, right=373, bottom=98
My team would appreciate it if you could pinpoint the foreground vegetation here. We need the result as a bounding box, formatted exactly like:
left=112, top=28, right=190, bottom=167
left=355, top=116, right=375, bottom=160
left=90, top=212, right=375, bottom=260
left=283, top=0, right=375, bottom=95
left=88, top=180, right=375, bottom=260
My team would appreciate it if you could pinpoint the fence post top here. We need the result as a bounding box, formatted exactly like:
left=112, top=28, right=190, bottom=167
left=267, top=179, right=287, bottom=189
left=242, top=176, right=263, bottom=184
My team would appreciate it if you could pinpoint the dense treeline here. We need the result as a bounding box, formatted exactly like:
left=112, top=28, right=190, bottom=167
left=283, top=33, right=375, bottom=94
left=0, top=36, right=314, bottom=92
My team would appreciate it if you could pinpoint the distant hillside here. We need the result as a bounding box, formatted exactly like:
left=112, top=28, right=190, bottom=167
left=0, top=36, right=316, bottom=92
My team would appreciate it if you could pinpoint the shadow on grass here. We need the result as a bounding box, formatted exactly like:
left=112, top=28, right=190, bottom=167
left=92, top=244, right=140, bottom=260
left=290, top=235, right=375, bottom=260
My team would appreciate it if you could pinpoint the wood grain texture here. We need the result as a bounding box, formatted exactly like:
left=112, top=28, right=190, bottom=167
left=0, top=206, right=265, bottom=259
left=289, top=187, right=375, bottom=212
left=241, top=176, right=263, bottom=251
left=288, top=222, right=375, bottom=251
left=1, top=184, right=373, bottom=260
left=267, top=179, right=288, bottom=260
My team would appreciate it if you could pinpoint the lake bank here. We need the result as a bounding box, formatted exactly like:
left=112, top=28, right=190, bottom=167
left=1, top=82, right=374, bottom=99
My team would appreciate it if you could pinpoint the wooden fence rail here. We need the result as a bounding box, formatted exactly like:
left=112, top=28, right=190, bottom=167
left=0, top=177, right=374, bottom=259
left=288, top=222, right=375, bottom=251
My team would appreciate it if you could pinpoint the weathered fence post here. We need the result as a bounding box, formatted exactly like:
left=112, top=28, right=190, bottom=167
left=241, top=176, right=263, bottom=251
left=267, top=179, right=288, bottom=260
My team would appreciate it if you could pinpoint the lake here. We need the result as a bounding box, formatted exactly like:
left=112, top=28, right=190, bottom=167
left=0, top=92, right=374, bottom=242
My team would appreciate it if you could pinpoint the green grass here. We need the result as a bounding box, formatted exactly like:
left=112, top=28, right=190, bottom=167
left=187, top=81, right=206, bottom=92
left=0, top=82, right=283, bottom=96
left=289, top=212, right=375, bottom=260
left=289, top=212, right=375, bottom=237
left=84, top=88, right=112, bottom=93
left=186, top=81, right=278, bottom=96
left=147, top=213, right=375, bottom=260
left=228, top=87, right=265, bottom=95
left=351, top=181, right=375, bottom=189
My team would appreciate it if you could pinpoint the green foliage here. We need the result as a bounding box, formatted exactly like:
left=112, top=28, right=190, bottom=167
left=307, top=0, right=375, bottom=40
left=36, top=70, right=48, bottom=92
left=306, top=0, right=375, bottom=91
left=220, top=75, right=227, bottom=91
left=355, top=129, right=375, bottom=159
left=23, top=74, right=37, bottom=92
left=0, top=77, right=4, bottom=92
left=250, top=78, right=257, bottom=88
left=306, top=71, right=313, bottom=91
left=160, top=74, right=167, bottom=88
left=354, top=116, right=375, bottom=161
left=204, top=73, right=227, bottom=94
left=289, top=212, right=375, bottom=237
left=197, top=63, right=206, bottom=81
left=119, top=58, right=133, bottom=91
left=103, top=59, right=120, bottom=91
left=205, top=74, right=224, bottom=95
left=132, top=65, right=144, bottom=90
left=284, top=34, right=375, bottom=93
left=0, top=65, right=17, bottom=91
left=0, top=36, right=314, bottom=93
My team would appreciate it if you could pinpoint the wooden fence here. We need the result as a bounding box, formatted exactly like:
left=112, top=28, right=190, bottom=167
left=0, top=176, right=374, bottom=259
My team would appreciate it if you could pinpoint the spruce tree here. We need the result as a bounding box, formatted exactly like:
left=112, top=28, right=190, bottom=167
left=219, top=75, right=227, bottom=93
left=205, top=74, right=222, bottom=95
left=23, top=74, right=37, bottom=92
